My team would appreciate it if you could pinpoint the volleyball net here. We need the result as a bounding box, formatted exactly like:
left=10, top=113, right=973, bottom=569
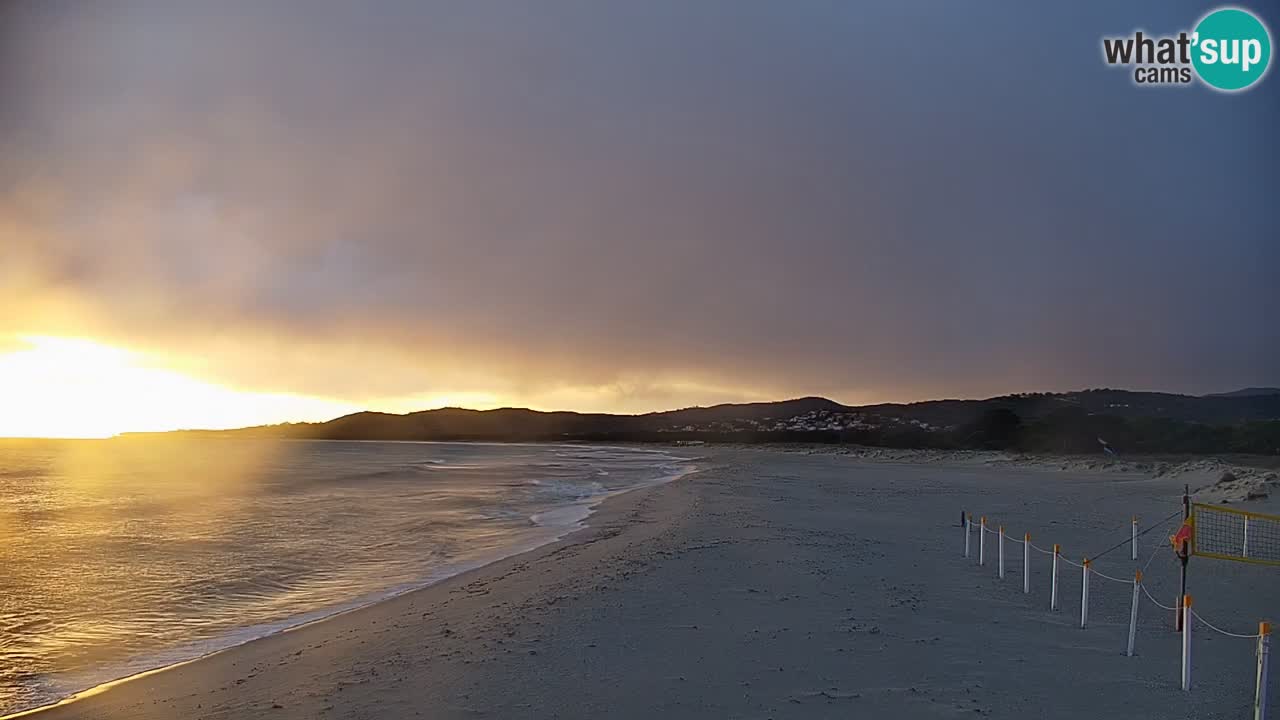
left=1191, top=503, right=1280, bottom=567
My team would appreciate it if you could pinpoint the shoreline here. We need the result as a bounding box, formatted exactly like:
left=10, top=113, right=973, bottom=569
left=9, top=448, right=1277, bottom=719
left=3, top=462, right=697, bottom=720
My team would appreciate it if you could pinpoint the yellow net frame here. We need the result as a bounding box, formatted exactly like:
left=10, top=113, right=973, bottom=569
left=1190, top=502, right=1280, bottom=567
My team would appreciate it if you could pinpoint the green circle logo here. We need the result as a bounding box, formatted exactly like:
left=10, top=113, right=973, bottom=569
left=1192, top=8, right=1272, bottom=91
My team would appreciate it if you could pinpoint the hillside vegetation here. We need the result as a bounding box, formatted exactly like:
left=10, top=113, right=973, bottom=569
left=130, top=389, right=1280, bottom=456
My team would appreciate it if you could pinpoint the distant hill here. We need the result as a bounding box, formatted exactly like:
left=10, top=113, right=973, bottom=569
left=1205, top=387, right=1280, bottom=398
left=125, top=389, right=1280, bottom=455
left=866, top=389, right=1280, bottom=427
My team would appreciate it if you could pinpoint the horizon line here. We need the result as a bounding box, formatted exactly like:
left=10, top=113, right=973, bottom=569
left=4, top=385, right=1274, bottom=441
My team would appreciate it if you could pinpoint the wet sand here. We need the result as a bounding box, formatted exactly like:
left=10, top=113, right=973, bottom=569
left=18, top=448, right=1280, bottom=719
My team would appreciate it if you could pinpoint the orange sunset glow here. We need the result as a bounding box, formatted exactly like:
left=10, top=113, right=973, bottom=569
left=0, top=334, right=773, bottom=437
left=0, top=336, right=363, bottom=438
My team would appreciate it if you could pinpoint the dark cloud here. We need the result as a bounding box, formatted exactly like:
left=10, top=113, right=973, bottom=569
left=2, top=0, right=1277, bottom=410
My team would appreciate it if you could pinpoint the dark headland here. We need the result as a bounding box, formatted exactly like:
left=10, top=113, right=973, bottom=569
left=128, top=388, right=1280, bottom=455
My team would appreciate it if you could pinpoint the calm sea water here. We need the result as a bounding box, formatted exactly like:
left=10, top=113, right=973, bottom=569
left=0, top=438, right=692, bottom=715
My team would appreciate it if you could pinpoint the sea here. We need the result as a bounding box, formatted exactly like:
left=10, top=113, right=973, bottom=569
left=0, top=438, right=693, bottom=715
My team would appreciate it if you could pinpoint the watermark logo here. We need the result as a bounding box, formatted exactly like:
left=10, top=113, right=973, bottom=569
left=1102, top=6, right=1271, bottom=92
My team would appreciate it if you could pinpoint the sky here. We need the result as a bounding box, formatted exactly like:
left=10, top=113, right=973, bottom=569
left=1, top=1, right=1277, bottom=436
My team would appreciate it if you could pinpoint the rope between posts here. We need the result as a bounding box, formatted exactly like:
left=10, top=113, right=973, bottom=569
left=1087, top=509, right=1183, bottom=563
left=1190, top=608, right=1262, bottom=639
left=1088, top=567, right=1134, bottom=584
left=1140, top=582, right=1177, bottom=611
left=1140, top=539, right=1163, bottom=573
left=998, top=535, right=1121, bottom=579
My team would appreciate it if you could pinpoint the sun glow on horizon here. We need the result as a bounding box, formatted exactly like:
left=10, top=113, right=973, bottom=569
left=0, top=336, right=363, bottom=439
left=0, top=335, right=796, bottom=439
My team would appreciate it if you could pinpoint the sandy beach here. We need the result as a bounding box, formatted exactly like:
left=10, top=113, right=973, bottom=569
left=17, top=448, right=1280, bottom=720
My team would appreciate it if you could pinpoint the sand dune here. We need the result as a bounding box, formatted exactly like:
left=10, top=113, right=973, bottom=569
left=786, top=445, right=1279, bottom=504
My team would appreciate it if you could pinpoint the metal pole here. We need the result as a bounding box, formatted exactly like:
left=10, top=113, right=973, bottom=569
left=1256, top=622, right=1271, bottom=720
left=1080, top=559, right=1091, bottom=629
left=1178, top=486, right=1190, bottom=632
left=1023, top=533, right=1031, bottom=594
left=1131, top=516, right=1139, bottom=561
left=1127, top=570, right=1141, bottom=657
left=979, top=517, right=987, bottom=566
left=1182, top=594, right=1193, bottom=692
left=998, top=526, right=1005, bottom=579
left=1244, top=517, right=1250, bottom=559
left=1051, top=544, right=1060, bottom=611
left=965, top=515, right=972, bottom=558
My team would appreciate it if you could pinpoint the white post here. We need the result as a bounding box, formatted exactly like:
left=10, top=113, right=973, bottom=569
left=1256, top=622, right=1271, bottom=720
left=1080, top=559, right=1091, bottom=629
left=998, top=526, right=1006, bottom=579
left=1127, top=570, right=1141, bottom=657
left=979, top=517, right=987, bottom=566
left=1182, top=595, right=1193, bottom=692
left=964, top=515, right=972, bottom=558
left=1050, top=544, right=1060, bottom=611
left=1244, top=517, right=1250, bottom=558
left=1131, top=516, right=1139, bottom=561
left=1023, top=533, right=1031, bottom=594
